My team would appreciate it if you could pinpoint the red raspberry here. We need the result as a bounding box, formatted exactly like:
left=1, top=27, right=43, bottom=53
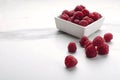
left=82, top=9, right=90, bottom=16
left=62, top=10, right=70, bottom=15
left=97, top=43, right=109, bottom=55
left=70, top=16, right=75, bottom=22
left=79, top=36, right=88, bottom=47
left=68, top=42, right=77, bottom=53
left=74, top=11, right=84, bottom=20
left=85, top=44, right=97, bottom=58
left=62, top=10, right=75, bottom=17
left=93, top=36, right=104, bottom=47
left=84, top=40, right=92, bottom=49
left=74, top=5, right=85, bottom=11
left=69, top=10, right=75, bottom=17
left=89, top=12, right=102, bottom=21
left=60, top=14, right=69, bottom=20
left=82, top=16, right=89, bottom=20
left=93, top=12, right=102, bottom=20
left=89, top=13, right=94, bottom=19
left=83, top=16, right=94, bottom=24
left=68, top=17, right=72, bottom=22
left=73, top=19, right=80, bottom=24
left=79, top=20, right=88, bottom=26
left=65, top=55, right=78, bottom=68
left=79, top=5, right=86, bottom=9
left=104, top=33, right=113, bottom=42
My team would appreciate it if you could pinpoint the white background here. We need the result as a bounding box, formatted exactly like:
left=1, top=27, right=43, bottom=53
left=0, top=0, right=120, bottom=80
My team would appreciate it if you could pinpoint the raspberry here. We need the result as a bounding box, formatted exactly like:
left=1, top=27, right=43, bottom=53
left=74, top=5, right=85, bottom=11
left=97, top=43, right=109, bottom=55
left=104, top=33, right=113, bottom=42
left=65, top=55, right=78, bottom=68
left=82, top=16, right=89, bottom=20
left=73, top=19, right=80, bottom=24
left=70, top=16, right=75, bottom=22
left=69, top=10, right=75, bottom=17
left=84, top=40, right=92, bottom=49
left=89, top=13, right=94, bottom=19
left=62, top=10, right=70, bottom=15
left=68, top=42, right=77, bottom=53
left=60, top=14, right=69, bottom=20
left=83, top=16, right=94, bottom=24
left=93, top=36, right=104, bottom=47
left=79, top=20, right=88, bottom=26
left=68, top=17, right=72, bottom=22
left=74, top=11, right=84, bottom=20
left=62, top=10, right=75, bottom=17
left=82, top=9, right=90, bottom=16
left=93, top=12, right=102, bottom=18
left=79, top=5, right=86, bottom=9
left=89, top=12, right=102, bottom=21
left=85, top=44, right=97, bottom=58
left=79, top=36, right=88, bottom=47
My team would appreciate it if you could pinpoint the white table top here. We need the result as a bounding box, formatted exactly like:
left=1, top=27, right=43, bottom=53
left=0, top=0, right=120, bottom=80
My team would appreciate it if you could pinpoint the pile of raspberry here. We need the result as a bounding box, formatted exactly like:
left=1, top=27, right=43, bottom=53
left=65, top=33, right=113, bottom=68
left=60, top=5, right=102, bottom=27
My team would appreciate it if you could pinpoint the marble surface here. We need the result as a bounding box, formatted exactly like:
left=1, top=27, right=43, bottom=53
left=0, top=0, right=120, bottom=80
